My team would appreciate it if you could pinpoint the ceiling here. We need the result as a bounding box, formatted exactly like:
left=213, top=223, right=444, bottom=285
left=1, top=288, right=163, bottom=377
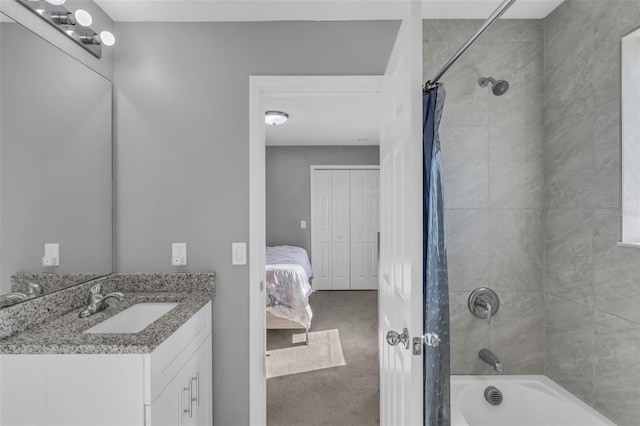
left=95, top=0, right=565, bottom=22
left=94, top=0, right=564, bottom=147
left=265, top=92, right=381, bottom=146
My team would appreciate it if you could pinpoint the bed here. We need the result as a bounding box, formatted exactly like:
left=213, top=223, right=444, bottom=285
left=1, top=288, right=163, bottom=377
left=265, top=245, right=314, bottom=344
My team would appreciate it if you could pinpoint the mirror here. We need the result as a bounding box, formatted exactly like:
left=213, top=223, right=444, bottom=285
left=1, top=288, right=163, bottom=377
left=0, top=13, right=112, bottom=306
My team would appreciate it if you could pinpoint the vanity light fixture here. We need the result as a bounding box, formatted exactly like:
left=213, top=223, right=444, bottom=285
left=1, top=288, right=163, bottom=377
left=74, top=9, right=92, bottom=27
left=99, top=31, right=116, bottom=46
left=79, top=33, right=100, bottom=45
left=17, top=0, right=115, bottom=58
left=265, top=111, right=289, bottom=126
left=50, top=11, right=75, bottom=25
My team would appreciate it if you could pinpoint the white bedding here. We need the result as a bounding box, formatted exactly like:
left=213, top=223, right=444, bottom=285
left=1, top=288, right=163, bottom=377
left=265, top=246, right=314, bottom=329
left=266, top=245, right=314, bottom=281
left=266, top=264, right=313, bottom=329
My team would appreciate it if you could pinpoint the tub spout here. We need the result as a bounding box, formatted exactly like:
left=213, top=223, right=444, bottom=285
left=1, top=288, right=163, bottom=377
left=479, top=348, right=503, bottom=373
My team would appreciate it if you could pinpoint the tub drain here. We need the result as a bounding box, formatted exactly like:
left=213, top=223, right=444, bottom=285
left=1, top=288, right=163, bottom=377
left=484, top=386, right=503, bottom=406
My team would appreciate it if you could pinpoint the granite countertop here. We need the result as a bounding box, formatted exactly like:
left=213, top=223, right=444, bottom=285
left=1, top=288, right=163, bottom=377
left=0, top=290, right=212, bottom=355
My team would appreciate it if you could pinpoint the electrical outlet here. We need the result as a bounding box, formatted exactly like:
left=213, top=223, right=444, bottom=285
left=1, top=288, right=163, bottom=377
left=43, top=243, right=60, bottom=267
left=300, top=220, right=307, bottom=229
left=171, top=243, right=187, bottom=266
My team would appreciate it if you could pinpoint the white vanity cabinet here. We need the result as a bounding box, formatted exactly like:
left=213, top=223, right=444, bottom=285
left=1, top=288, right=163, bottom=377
left=0, top=301, right=212, bottom=426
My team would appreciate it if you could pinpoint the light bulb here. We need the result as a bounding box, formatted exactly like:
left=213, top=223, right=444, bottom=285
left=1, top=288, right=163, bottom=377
left=74, top=9, right=92, bottom=27
left=45, top=0, right=66, bottom=5
left=99, top=31, right=115, bottom=46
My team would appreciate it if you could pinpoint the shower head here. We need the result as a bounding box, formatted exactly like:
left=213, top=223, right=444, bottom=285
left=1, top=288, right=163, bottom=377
left=478, top=77, right=509, bottom=96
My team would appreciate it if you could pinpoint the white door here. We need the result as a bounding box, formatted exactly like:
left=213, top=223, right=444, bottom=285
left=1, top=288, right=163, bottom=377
left=350, top=169, right=379, bottom=290
left=379, top=4, right=424, bottom=426
left=311, top=169, right=333, bottom=290
left=331, top=170, right=351, bottom=290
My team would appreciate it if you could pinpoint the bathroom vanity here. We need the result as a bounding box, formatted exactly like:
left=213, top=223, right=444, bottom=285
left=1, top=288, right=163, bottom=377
left=0, top=273, right=214, bottom=426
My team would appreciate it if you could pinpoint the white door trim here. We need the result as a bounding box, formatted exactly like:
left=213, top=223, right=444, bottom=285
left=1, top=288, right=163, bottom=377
left=249, top=75, right=382, bottom=426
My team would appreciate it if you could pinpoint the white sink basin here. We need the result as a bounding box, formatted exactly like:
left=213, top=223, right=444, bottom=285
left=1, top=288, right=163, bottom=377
left=83, top=302, right=179, bottom=334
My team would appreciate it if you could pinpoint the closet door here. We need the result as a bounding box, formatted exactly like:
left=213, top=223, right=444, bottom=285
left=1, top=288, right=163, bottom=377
left=350, top=170, right=380, bottom=290
left=311, top=170, right=332, bottom=290
left=331, top=170, right=351, bottom=290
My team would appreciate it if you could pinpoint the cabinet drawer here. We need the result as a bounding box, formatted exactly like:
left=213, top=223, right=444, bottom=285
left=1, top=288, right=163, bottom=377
left=146, top=301, right=211, bottom=403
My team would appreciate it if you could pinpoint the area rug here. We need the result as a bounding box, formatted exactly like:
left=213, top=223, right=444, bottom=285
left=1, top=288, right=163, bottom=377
left=266, top=329, right=346, bottom=378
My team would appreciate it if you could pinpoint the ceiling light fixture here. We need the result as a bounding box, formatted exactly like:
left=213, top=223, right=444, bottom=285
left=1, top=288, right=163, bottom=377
left=265, top=111, right=289, bottom=126
left=44, top=0, right=65, bottom=5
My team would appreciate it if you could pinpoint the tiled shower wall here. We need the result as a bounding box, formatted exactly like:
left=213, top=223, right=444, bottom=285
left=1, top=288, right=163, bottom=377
left=543, top=2, right=640, bottom=424
left=423, top=20, right=545, bottom=375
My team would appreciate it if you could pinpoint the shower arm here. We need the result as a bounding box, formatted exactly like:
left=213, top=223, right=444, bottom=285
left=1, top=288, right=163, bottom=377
left=424, top=0, right=517, bottom=91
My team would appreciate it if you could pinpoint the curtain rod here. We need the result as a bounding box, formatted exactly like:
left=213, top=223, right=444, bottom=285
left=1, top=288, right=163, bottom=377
left=423, top=0, right=517, bottom=91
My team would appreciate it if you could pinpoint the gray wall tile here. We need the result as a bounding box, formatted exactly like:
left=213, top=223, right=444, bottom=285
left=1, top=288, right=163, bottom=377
left=489, top=125, right=544, bottom=208
left=490, top=291, right=544, bottom=374
left=545, top=294, right=594, bottom=404
left=544, top=209, right=594, bottom=306
left=440, top=71, right=489, bottom=128
left=544, top=96, right=595, bottom=209
left=543, top=1, right=594, bottom=110
left=490, top=210, right=543, bottom=292
left=444, top=209, right=490, bottom=292
left=593, top=209, right=640, bottom=324
left=423, top=20, right=485, bottom=44
left=449, top=291, right=490, bottom=374
left=594, top=310, right=640, bottom=425
left=428, top=18, right=545, bottom=376
left=441, top=126, right=489, bottom=209
left=543, top=4, right=640, bottom=422
left=594, top=101, right=621, bottom=209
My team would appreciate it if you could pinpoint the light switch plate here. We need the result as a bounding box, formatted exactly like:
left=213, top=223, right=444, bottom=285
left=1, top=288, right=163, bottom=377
left=232, top=242, right=246, bottom=265
left=301, top=220, right=307, bottom=229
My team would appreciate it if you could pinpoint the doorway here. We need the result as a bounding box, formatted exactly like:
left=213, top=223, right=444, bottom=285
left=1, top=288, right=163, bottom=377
left=249, top=75, right=383, bottom=424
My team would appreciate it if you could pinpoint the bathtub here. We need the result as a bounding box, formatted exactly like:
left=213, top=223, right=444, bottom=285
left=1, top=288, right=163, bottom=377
left=451, top=375, right=616, bottom=426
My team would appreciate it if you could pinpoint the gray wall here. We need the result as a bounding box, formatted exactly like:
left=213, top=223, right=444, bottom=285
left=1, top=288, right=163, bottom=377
left=266, top=145, right=379, bottom=254
left=0, top=0, right=114, bottom=81
left=0, top=18, right=112, bottom=294
left=113, top=21, right=398, bottom=425
left=543, top=2, right=640, bottom=424
left=423, top=20, right=545, bottom=375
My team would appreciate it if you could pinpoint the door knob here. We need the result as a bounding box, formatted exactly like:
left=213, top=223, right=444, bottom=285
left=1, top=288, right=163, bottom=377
left=386, top=327, right=409, bottom=349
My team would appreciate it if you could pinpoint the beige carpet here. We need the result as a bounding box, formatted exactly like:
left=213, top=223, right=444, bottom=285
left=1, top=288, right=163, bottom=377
left=266, top=329, right=346, bottom=378
left=267, top=290, right=379, bottom=426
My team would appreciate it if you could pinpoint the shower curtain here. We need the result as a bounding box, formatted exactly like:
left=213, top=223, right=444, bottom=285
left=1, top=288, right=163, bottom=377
left=423, top=84, right=450, bottom=426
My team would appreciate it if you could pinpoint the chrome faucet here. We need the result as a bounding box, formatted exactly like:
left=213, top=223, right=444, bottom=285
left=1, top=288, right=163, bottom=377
left=19, top=279, right=44, bottom=297
left=479, top=349, right=504, bottom=373
left=0, top=292, right=28, bottom=302
left=79, top=283, right=124, bottom=318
